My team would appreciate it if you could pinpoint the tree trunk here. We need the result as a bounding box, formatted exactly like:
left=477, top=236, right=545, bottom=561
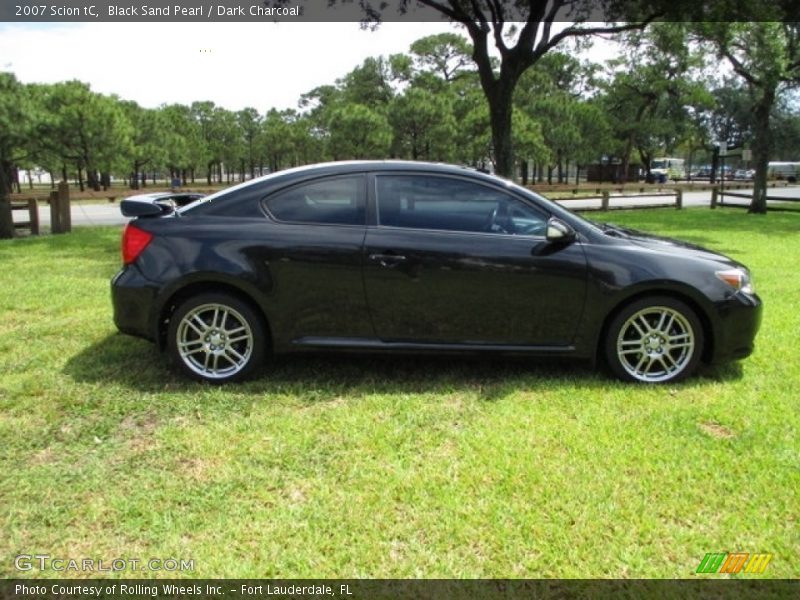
left=0, top=159, right=16, bottom=239
left=131, top=163, right=141, bottom=190
left=749, top=88, right=775, bottom=215
left=487, top=87, right=514, bottom=178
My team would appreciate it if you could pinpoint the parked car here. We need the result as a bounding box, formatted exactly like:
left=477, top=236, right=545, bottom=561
left=111, top=161, right=762, bottom=384
left=734, top=169, right=755, bottom=180
left=693, top=167, right=713, bottom=179
left=122, top=191, right=206, bottom=209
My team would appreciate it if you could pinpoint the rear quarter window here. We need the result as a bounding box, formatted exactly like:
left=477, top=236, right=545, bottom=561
left=264, top=175, right=366, bottom=226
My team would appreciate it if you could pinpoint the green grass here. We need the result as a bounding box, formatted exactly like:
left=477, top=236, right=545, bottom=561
left=1, top=208, right=798, bottom=579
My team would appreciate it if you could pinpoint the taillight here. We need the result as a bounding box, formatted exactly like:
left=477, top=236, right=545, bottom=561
left=122, top=223, right=153, bottom=265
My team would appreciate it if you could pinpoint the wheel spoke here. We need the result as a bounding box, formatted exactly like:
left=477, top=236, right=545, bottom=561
left=190, top=315, right=207, bottom=334
left=655, top=311, right=667, bottom=332
left=620, top=348, right=643, bottom=355
left=225, top=347, right=245, bottom=365
left=632, top=317, right=649, bottom=337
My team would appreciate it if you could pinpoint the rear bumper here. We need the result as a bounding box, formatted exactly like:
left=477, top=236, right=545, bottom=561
left=111, top=266, right=158, bottom=342
left=709, top=291, right=763, bottom=364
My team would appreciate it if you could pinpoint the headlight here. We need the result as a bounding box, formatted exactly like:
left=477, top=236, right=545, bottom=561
left=716, top=268, right=754, bottom=294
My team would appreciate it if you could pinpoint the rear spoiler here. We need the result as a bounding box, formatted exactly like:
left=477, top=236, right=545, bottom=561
left=120, top=197, right=176, bottom=218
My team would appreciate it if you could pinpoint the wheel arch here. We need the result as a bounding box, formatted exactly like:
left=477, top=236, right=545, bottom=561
left=154, top=279, right=273, bottom=352
left=595, top=287, right=715, bottom=367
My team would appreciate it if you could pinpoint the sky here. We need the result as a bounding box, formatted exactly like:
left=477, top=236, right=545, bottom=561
left=0, top=21, right=619, bottom=113
left=0, top=22, right=463, bottom=111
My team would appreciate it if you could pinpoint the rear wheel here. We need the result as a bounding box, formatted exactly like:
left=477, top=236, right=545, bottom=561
left=167, top=292, right=265, bottom=383
left=605, top=296, right=704, bottom=383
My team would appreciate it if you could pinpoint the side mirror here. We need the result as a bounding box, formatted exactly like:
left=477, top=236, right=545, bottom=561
left=546, top=217, right=576, bottom=243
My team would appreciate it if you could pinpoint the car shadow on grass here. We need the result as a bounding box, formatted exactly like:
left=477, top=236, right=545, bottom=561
left=63, top=333, right=744, bottom=401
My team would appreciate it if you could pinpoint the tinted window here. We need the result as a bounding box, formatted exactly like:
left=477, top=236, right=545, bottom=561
left=375, top=175, right=546, bottom=235
left=266, top=176, right=365, bottom=225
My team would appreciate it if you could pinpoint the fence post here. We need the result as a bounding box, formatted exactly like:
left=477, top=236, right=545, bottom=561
left=675, top=189, right=683, bottom=210
left=51, top=181, right=71, bottom=234
left=601, top=190, right=610, bottom=211
left=28, top=199, right=39, bottom=235
left=710, top=187, right=718, bottom=209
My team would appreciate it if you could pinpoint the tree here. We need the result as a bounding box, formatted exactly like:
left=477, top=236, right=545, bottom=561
left=515, top=51, right=598, bottom=183
left=34, top=81, right=131, bottom=191
left=337, top=56, right=397, bottom=107
left=389, top=87, right=456, bottom=161
left=695, top=21, right=800, bottom=212
left=0, top=73, right=31, bottom=238
left=121, top=101, right=165, bottom=189
left=600, top=23, right=711, bottom=183
left=237, top=108, right=262, bottom=179
left=162, top=103, right=203, bottom=184
left=327, top=104, right=392, bottom=159
left=260, top=108, right=295, bottom=172
left=362, top=2, right=665, bottom=176
left=409, top=32, right=474, bottom=83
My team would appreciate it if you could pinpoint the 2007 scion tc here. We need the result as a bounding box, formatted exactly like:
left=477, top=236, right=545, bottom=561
left=111, top=161, right=762, bottom=384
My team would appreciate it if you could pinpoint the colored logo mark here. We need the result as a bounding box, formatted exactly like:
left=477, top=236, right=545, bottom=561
left=696, top=553, right=772, bottom=574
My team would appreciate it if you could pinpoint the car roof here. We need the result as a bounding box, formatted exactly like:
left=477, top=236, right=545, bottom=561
left=186, top=161, right=509, bottom=210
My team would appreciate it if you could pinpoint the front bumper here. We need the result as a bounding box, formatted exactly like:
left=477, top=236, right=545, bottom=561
left=111, top=265, right=158, bottom=342
left=709, top=291, right=763, bottom=364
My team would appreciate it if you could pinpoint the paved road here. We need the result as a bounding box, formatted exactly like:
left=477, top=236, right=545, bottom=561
left=15, top=185, right=799, bottom=229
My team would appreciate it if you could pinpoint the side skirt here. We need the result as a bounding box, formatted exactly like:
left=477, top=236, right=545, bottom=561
left=289, top=336, right=577, bottom=356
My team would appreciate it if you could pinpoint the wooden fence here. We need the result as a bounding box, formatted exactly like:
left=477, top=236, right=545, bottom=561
left=10, top=199, right=39, bottom=235
left=9, top=181, right=71, bottom=235
left=711, top=188, right=800, bottom=211
left=553, top=190, right=682, bottom=212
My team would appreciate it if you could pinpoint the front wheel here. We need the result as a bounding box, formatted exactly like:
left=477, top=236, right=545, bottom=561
left=604, top=296, right=704, bottom=384
left=167, top=292, right=266, bottom=383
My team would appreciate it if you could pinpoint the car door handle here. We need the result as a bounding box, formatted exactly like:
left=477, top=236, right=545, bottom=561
left=369, top=253, right=407, bottom=267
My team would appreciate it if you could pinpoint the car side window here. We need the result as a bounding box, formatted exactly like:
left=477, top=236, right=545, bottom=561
left=375, top=175, right=547, bottom=236
left=265, top=176, right=366, bottom=226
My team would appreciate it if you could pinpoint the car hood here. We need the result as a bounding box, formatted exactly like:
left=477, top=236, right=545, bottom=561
left=602, top=224, right=744, bottom=269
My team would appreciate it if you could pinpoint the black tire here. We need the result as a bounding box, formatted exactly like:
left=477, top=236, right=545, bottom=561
left=604, top=296, right=704, bottom=384
left=167, top=292, right=266, bottom=383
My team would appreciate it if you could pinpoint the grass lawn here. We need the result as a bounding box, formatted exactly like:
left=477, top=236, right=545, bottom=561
left=1, top=208, right=798, bottom=579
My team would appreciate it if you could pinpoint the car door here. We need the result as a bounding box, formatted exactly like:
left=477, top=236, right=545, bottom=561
left=260, top=174, right=373, bottom=343
left=362, top=173, right=588, bottom=346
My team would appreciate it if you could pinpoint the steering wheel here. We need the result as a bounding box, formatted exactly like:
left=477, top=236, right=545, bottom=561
left=483, top=204, right=512, bottom=234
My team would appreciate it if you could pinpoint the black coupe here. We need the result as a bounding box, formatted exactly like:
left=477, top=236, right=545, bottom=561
left=111, top=161, right=761, bottom=384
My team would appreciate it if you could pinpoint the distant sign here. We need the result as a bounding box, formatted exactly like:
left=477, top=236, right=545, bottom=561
left=743, top=149, right=752, bottom=161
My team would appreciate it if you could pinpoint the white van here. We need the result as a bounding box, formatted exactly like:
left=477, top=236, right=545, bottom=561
left=650, top=158, right=686, bottom=182
left=768, top=162, right=799, bottom=182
